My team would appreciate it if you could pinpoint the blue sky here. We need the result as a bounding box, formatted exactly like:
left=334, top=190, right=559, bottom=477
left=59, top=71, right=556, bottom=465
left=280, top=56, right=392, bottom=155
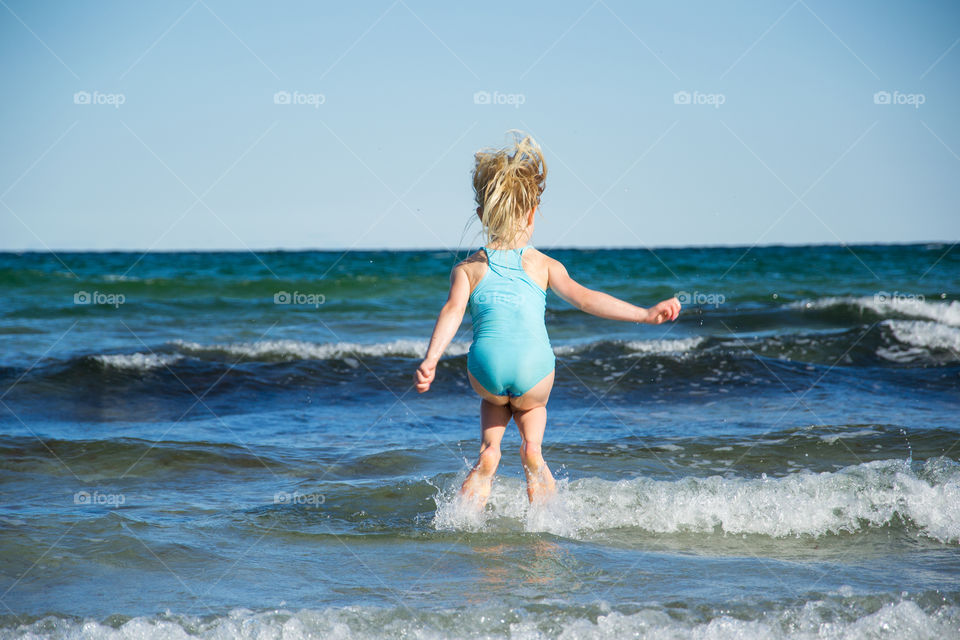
left=1, top=0, right=958, bottom=251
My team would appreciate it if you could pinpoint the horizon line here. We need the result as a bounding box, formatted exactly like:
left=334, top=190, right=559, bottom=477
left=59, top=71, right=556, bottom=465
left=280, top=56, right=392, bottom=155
left=0, top=240, right=954, bottom=254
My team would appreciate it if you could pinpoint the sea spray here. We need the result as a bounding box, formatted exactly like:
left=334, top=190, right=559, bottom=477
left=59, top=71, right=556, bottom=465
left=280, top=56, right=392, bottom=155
left=431, top=458, right=960, bottom=543
left=6, top=597, right=959, bottom=639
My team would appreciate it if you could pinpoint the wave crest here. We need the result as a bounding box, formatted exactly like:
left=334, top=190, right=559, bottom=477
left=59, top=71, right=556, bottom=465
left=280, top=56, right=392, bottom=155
left=434, top=458, right=960, bottom=543
left=170, top=338, right=467, bottom=361
left=793, top=296, right=960, bottom=327
left=878, top=319, right=960, bottom=362
left=91, top=353, right=183, bottom=370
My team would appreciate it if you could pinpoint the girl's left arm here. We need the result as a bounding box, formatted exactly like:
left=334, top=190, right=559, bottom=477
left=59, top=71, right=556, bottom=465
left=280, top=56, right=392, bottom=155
left=415, top=266, right=471, bottom=393
left=547, top=257, right=680, bottom=324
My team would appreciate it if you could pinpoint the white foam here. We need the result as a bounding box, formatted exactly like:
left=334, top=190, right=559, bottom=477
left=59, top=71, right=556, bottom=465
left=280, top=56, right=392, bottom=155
left=167, top=337, right=704, bottom=362
left=793, top=296, right=960, bottom=327
left=544, top=600, right=958, bottom=640
left=170, top=338, right=470, bottom=361
left=91, top=353, right=183, bottom=371
left=6, top=599, right=958, bottom=639
left=884, top=319, right=960, bottom=352
left=819, top=428, right=880, bottom=444
left=624, top=336, right=705, bottom=355
left=433, top=458, right=960, bottom=543
left=551, top=344, right=585, bottom=356
left=95, top=307, right=958, bottom=370
left=552, top=337, right=704, bottom=357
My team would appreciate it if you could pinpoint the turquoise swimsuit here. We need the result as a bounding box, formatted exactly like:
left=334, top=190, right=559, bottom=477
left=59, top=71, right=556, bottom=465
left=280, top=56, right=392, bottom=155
left=467, top=245, right=556, bottom=397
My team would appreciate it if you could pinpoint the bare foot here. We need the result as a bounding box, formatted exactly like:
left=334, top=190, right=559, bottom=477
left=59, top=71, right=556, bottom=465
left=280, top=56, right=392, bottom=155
left=524, top=461, right=556, bottom=505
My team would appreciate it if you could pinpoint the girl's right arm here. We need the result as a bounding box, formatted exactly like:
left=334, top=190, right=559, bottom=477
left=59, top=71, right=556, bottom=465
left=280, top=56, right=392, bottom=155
left=547, top=257, right=680, bottom=324
left=415, top=266, right=471, bottom=393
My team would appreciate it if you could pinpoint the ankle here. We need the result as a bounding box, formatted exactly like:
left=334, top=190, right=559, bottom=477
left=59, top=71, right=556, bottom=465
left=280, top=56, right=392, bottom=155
left=522, top=456, right=545, bottom=474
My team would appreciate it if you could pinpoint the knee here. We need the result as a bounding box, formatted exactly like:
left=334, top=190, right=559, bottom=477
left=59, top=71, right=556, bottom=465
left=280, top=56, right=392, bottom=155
left=478, top=445, right=501, bottom=471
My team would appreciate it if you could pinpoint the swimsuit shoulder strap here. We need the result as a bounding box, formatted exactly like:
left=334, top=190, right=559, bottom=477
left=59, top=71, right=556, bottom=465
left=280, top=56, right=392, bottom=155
left=483, top=245, right=530, bottom=266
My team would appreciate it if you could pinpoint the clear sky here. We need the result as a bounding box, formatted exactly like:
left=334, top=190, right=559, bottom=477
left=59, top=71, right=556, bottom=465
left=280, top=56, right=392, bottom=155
left=1, top=0, right=958, bottom=251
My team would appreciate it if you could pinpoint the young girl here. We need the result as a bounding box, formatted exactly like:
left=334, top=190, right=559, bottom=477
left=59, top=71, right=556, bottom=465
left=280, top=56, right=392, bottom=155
left=415, top=132, right=680, bottom=509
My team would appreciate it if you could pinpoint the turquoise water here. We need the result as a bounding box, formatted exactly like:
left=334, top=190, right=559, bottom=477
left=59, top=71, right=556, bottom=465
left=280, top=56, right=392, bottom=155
left=0, top=244, right=959, bottom=638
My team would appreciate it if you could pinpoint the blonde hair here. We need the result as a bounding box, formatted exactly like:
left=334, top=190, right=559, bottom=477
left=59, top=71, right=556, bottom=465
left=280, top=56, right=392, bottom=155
left=472, top=131, right=547, bottom=246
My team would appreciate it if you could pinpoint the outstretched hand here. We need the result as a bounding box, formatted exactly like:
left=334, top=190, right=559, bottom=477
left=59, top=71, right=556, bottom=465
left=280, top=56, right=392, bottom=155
left=645, top=297, right=682, bottom=324
left=415, top=360, right=436, bottom=393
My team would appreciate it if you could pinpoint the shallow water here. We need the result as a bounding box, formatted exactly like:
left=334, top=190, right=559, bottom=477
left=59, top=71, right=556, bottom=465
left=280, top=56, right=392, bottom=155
left=0, top=244, right=958, bottom=638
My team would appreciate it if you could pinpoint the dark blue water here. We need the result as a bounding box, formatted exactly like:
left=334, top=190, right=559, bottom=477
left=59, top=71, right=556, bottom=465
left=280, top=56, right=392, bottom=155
left=1, top=244, right=959, bottom=638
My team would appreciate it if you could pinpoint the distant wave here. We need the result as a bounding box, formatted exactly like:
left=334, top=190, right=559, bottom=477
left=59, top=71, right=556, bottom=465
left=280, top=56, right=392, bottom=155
left=622, top=336, right=705, bottom=354
left=170, top=337, right=463, bottom=361
left=91, top=352, right=183, bottom=370
left=4, top=315, right=957, bottom=410
left=792, top=295, right=960, bottom=327
left=434, top=457, right=960, bottom=543
left=13, top=323, right=960, bottom=386
left=554, top=337, right=704, bottom=357
left=169, top=337, right=705, bottom=364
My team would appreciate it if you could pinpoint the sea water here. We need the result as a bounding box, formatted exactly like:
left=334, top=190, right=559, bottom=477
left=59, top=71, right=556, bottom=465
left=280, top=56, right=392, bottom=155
left=0, top=244, right=958, bottom=638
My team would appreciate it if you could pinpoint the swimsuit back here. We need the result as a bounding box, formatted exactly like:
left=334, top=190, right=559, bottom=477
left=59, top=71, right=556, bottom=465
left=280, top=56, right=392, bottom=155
left=468, top=246, right=550, bottom=346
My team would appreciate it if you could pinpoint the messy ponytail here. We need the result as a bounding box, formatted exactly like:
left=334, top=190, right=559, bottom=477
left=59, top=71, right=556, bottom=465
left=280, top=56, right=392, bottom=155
left=472, top=131, right=547, bottom=246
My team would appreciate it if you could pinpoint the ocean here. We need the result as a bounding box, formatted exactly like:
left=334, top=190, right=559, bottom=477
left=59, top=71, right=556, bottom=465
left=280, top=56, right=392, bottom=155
left=0, top=243, right=958, bottom=639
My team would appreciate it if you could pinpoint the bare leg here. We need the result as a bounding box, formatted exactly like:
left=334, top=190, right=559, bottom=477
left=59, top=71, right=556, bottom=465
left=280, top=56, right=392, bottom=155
left=459, top=399, right=510, bottom=509
left=511, top=371, right=556, bottom=504
left=514, top=406, right=556, bottom=504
